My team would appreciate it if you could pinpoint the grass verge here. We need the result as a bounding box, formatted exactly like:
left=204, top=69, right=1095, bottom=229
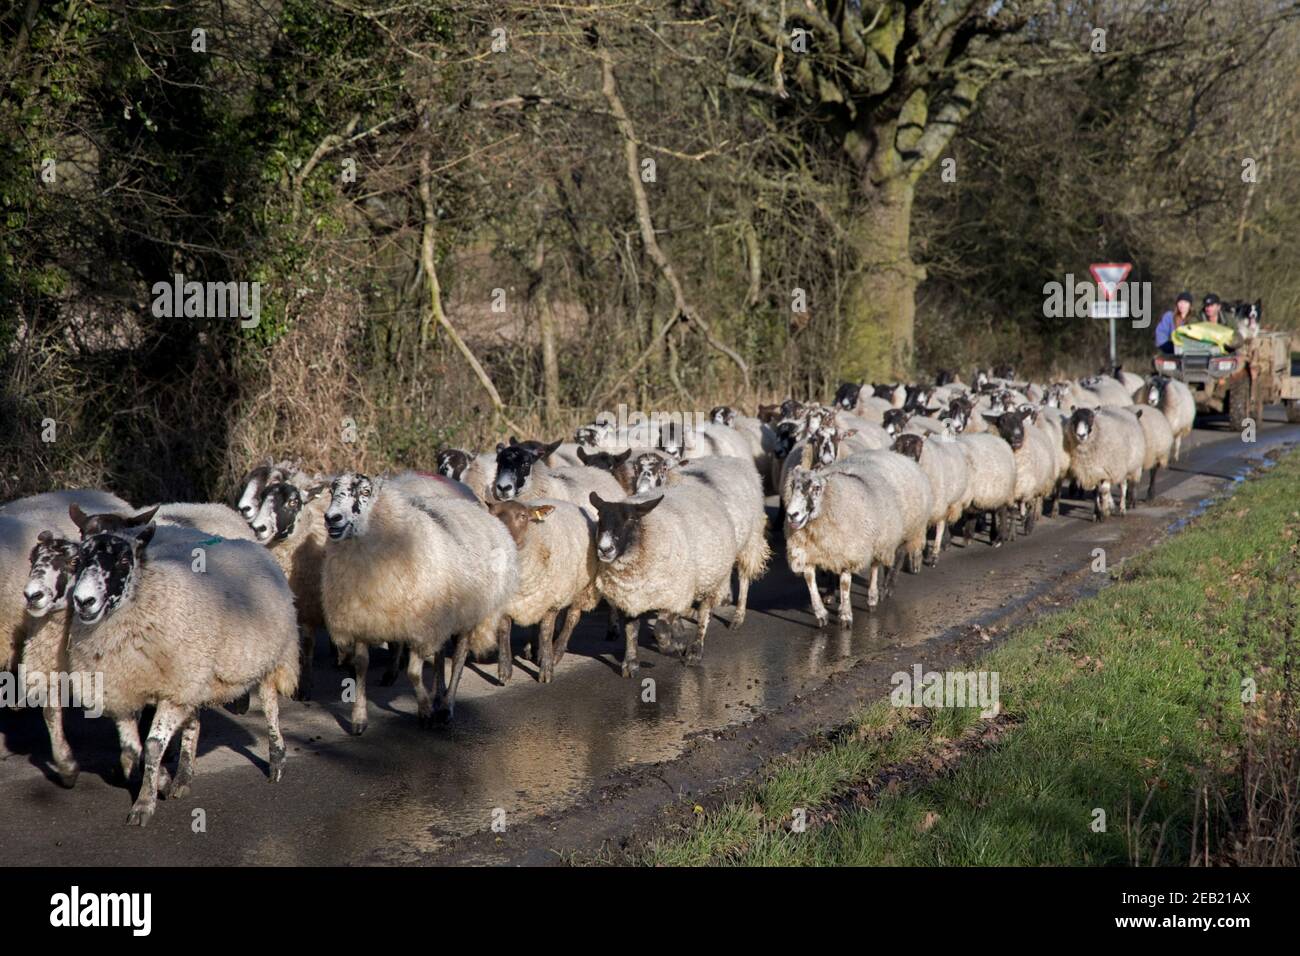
left=628, top=449, right=1300, bottom=866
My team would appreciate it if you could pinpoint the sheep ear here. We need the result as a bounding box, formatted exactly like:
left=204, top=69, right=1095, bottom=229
left=615, top=448, right=631, bottom=465
left=981, top=413, right=1001, bottom=425
left=304, top=482, right=329, bottom=503
left=545, top=439, right=563, bottom=458
left=509, top=436, right=519, bottom=445
left=634, top=496, right=663, bottom=516
left=68, top=503, right=89, bottom=530
left=496, top=442, right=506, bottom=454
left=577, top=447, right=591, bottom=464
left=674, top=458, right=688, bottom=468
left=128, top=505, right=160, bottom=527
left=38, top=529, right=54, bottom=543
left=1134, top=408, right=1144, bottom=419
left=134, top=523, right=156, bottom=549
left=589, top=492, right=606, bottom=510
left=529, top=505, right=555, bottom=522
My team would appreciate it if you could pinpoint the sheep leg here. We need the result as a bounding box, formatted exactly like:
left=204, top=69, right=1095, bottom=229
left=551, top=606, right=580, bottom=669
left=866, top=564, right=880, bottom=608
left=1117, top=479, right=1129, bottom=516
left=408, top=649, right=437, bottom=728
left=115, top=715, right=142, bottom=782
left=621, top=615, right=641, bottom=678
left=349, top=642, right=370, bottom=736
left=887, top=546, right=905, bottom=595
left=261, top=677, right=287, bottom=783
left=837, top=571, right=853, bottom=628
left=1147, top=464, right=1160, bottom=501
left=496, top=616, right=513, bottom=684
left=43, top=703, right=79, bottom=788
left=925, top=521, right=944, bottom=567
left=537, top=611, right=558, bottom=684
left=380, top=643, right=405, bottom=687
left=430, top=649, right=448, bottom=709
left=127, top=701, right=189, bottom=827
left=293, top=626, right=315, bottom=701
left=438, top=629, right=477, bottom=723
left=731, top=574, right=750, bottom=628
left=682, top=599, right=715, bottom=665
left=803, top=570, right=829, bottom=627
left=605, top=603, right=622, bottom=642
left=1095, top=481, right=1111, bottom=521
left=1023, top=499, right=1038, bottom=535
left=653, top=612, right=679, bottom=652
left=166, top=713, right=201, bottom=800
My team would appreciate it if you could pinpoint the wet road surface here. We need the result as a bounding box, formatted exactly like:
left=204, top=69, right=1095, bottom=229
left=1, top=412, right=1294, bottom=864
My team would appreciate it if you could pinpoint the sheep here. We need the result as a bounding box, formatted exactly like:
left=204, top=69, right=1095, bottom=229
left=493, top=442, right=626, bottom=518
left=574, top=417, right=659, bottom=454
left=655, top=420, right=752, bottom=462
left=708, top=405, right=779, bottom=478
left=1104, top=364, right=1146, bottom=399
left=486, top=499, right=598, bottom=684
left=0, top=489, right=130, bottom=517
left=589, top=487, right=738, bottom=673
left=881, top=408, right=947, bottom=438
left=1065, top=406, right=1147, bottom=520
left=832, top=383, right=894, bottom=422
left=67, top=522, right=300, bottom=826
left=235, top=459, right=302, bottom=520
left=68, top=501, right=257, bottom=542
left=1077, top=374, right=1132, bottom=407
left=623, top=454, right=770, bottom=626
left=783, top=464, right=907, bottom=626
left=19, top=529, right=83, bottom=787
left=890, top=432, right=971, bottom=566
left=953, top=431, right=1018, bottom=545
left=576, top=447, right=636, bottom=493
left=320, top=473, right=519, bottom=733
left=435, top=448, right=498, bottom=500
left=385, top=469, right=480, bottom=503
left=1028, top=403, right=1072, bottom=516
left=777, top=410, right=888, bottom=501
left=826, top=448, right=932, bottom=574
left=1130, top=403, right=1174, bottom=501
left=1144, top=375, right=1195, bottom=461
left=248, top=480, right=331, bottom=699
left=981, top=410, right=1057, bottom=535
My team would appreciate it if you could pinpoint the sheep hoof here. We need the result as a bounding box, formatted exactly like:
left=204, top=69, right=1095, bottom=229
left=814, top=612, right=829, bottom=628
left=431, top=706, right=452, bottom=726
left=167, top=779, right=192, bottom=801
left=349, top=719, right=368, bottom=736
left=56, top=765, right=80, bottom=789
left=498, top=661, right=513, bottom=684
left=837, top=613, right=853, bottom=629
left=653, top=620, right=677, bottom=653
left=730, top=610, right=746, bottom=628
left=923, top=553, right=938, bottom=568
left=621, top=659, right=639, bottom=679
left=681, top=641, right=704, bottom=666
left=126, top=803, right=155, bottom=828
left=538, top=665, right=554, bottom=684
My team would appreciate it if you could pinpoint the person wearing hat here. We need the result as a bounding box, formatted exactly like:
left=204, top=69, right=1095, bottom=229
left=1202, top=293, right=1222, bottom=323
left=1155, top=291, right=1193, bottom=354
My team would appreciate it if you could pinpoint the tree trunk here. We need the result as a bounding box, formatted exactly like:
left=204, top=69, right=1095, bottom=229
left=840, top=175, right=924, bottom=382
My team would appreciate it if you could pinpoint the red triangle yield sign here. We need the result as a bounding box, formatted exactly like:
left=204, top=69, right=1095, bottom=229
left=1089, top=262, right=1132, bottom=300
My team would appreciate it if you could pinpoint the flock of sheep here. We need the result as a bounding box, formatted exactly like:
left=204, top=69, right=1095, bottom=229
left=0, top=364, right=1195, bottom=826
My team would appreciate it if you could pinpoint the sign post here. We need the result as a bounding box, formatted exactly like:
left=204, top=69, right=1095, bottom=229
left=1088, top=262, right=1132, bottom=366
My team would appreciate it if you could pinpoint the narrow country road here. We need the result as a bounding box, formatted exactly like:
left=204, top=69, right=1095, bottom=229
left=1, top=412, right=1294, bottom=865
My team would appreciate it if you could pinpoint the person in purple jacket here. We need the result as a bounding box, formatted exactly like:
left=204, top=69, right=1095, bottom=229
left=1155, top=291, right=1193, bottom=354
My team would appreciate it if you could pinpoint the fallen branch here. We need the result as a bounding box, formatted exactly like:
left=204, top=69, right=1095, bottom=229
left=418, top=147, right=524, bottom=435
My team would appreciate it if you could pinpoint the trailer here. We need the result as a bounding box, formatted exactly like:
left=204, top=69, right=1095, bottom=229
left=1153, top=330, right=1300, bottom=429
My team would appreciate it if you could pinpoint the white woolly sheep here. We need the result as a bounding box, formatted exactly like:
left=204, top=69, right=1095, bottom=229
left=827, top=448, right=933, bottom=573
left=981, top=410, right=1057, bottom=534
left=435, top=448, right=498, bottom=500
left=783, top=464, right=908, bottom=626
left=1065, top=406, right=1147, bottom=520
left=1129, top=403, right=1174, bottom=501
left=588, top=486, right=738, bottom=673
left=890, top=432, right=972, bottom=566
left=67, top=522, right=300, bottom=826
left=493, top=442, right=626, bottom=518
left=627, top=454, right=770, bottom=626
left=0, top=489, right=130, bottom=517
left=321, top=473, right=519, bottom=733
left=487, top=498, right=598, bottom=684
left=953, top=432, right=1018, bottom=545
left=1144, top=375, right=1195, bottom=461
